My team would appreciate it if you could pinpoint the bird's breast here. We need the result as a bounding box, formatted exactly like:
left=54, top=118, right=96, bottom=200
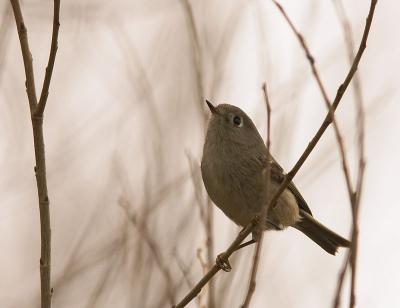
left=201, top=143, right=266, bottom=226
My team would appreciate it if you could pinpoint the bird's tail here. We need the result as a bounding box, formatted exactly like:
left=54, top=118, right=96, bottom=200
left=294, top=210, right=350, bottom=255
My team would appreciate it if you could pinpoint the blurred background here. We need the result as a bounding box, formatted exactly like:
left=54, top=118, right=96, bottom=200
left=0, top=0, right=397, bottom=307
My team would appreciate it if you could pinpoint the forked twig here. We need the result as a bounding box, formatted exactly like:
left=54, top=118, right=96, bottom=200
left=9, top=1, right=61, bottom=307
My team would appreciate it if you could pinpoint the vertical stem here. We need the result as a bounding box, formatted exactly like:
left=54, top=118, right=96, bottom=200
left=32, top=115, right=52, bottom=308
left=10, top=1, right=60, bottom=307
left=206, top=198, right=215, bottom=308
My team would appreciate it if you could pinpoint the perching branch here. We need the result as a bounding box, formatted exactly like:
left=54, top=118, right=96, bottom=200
left=173, top=1, right=376, bottom=307
left=9, top=1, right=61, bottom=308
left=173, top=221, right=257, bottom=308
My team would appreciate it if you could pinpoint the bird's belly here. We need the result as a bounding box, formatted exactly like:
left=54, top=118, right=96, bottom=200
left=266, top=187, right=300, bottom=229
left=202, top=163, right=300, bottom=229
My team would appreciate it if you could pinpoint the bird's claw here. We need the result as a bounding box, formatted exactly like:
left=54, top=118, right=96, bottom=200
left=216, top=253, right=232, bottom=272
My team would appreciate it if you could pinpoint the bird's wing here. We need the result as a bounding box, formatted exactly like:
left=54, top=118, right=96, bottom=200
left=259, top=153, right=313, bottom=216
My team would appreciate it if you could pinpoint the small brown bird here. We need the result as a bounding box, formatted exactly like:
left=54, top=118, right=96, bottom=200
left=201, top=101, right=350, bottom=255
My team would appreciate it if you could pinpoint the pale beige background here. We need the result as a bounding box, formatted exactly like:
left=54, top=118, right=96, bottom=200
left=0, top=0, right=397, bottom=307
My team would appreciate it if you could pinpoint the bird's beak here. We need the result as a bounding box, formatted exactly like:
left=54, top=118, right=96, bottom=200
left=206, top=99, right=218, bottom=115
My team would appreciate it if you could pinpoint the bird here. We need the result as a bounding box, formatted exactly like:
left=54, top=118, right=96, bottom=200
left=201, top=100, right=350, bottom=256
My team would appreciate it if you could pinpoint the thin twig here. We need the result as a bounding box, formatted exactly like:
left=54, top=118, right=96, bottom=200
left=0, top=4, right=13, bottom=86
left=172, top=1, right=376, bottom=306
left=333, top=1, right=368, bottom=307
left=10, top=0, right=38, bottom=112
left=333, top=251, right=351, bottom=308
left=195, top=247, right=210, bottom=307
left=186, top=154, right=207, bottom=225
left=180, top=2, right=216, bottom=306
left=272, top=6, right=361, bottom=305
left=174, top=251, right=204, bottom=307
left=272, top=0, right=354, bottom=203
left=10, top=1, right=61, bottom=308
left=119, top=199, right=176, bottom=305
left=268, top=0, right=376, bottom=211
left=205, top=197, right=215, bottom=305
left=175, top=251, right=195, bottom=290
left=241, top=234, right=264, bottom=308
left=173, top=221, right=257, bottom=308
left=241, top=82, right=272, bottom=308
left=36, top=0, right=60, bottom=117
left=180, top=0, right=206, bottom=120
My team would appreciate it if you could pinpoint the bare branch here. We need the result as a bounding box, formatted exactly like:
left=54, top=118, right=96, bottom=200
left=174, top=250, right=204, bottom=307
left=180, top=0, right=206, bottom=120
left=119, top=199, right=176, bottom=305
left=10, top=0, right=38, bottom=112
left=186, top=154, right=207, bottom=227
left=10, top=1, right=61, bottom=307
left=35, top=0, right=61, bottom=117
left=180, top=2, right=216, bottom=305
left=333, top=251, right=350, bottom=308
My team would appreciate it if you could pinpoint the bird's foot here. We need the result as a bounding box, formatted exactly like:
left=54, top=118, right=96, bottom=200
left=216, top=253, right=232, bottom=272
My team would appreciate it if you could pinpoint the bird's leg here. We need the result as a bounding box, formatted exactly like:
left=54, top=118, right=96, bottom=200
left=216, top=231, right=260, bottom=272
left=233, top=230, right=260, bottom=252
left=232, top=218, right=282, bottom=253
left=233, top=239, right=257, bottom=251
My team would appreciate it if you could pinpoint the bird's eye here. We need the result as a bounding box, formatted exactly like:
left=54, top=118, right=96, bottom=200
left=233, top=116, right=242, bottom=127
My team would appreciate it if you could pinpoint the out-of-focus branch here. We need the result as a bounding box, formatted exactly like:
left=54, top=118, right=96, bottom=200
left=173, top=1, right=376, bottom=306
left=0, top=4, right=13, bottom=86
left=186, top=154, right=207, bottom=224
left=10, top=1, right=61, bottom=308
left=333, top=1, right=368, bottom=308
left=181, top=2, right=216, bottom=307
left=333, top=252, right=351, bottom=308
left=241, top=82, right=272, bottom=308
left=174, top=250, right=204, bottom=308
left=119, top=199, right=176, bottom=305
left=180, top=0, right=206, bottom=119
